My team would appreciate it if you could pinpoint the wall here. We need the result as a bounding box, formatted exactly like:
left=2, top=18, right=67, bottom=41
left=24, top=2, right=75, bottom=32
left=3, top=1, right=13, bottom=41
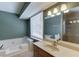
left=0, top=2, right=24, bottom=14
left=0, top=11, right=27, bottom=40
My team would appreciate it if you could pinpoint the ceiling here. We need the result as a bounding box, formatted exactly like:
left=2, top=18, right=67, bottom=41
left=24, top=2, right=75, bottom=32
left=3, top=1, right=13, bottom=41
left=20, top=2, right=57, bottom=19
left=0, top=2, right=57, bottom=19
left=0, top=2, right=24, bottom=14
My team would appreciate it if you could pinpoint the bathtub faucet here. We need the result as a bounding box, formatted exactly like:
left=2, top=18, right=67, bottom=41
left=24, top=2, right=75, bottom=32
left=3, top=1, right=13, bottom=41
left=0, top=44, right=3, bottom=49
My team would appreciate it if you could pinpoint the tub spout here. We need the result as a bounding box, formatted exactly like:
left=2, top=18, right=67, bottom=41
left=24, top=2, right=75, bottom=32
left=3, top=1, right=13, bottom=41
left=0, top=44, right=3, bottom=49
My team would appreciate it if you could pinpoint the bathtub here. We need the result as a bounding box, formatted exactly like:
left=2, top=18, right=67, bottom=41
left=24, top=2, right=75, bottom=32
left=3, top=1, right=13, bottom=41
left=0, top=37, right=30, bottom=57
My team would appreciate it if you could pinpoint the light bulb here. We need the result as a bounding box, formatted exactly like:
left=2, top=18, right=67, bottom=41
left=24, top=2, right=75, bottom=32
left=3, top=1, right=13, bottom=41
left=61, top=4, right=67, bottom=11
left=47, top=11, right=52, bottom=16
left=53, top=8, right=58, bottom=14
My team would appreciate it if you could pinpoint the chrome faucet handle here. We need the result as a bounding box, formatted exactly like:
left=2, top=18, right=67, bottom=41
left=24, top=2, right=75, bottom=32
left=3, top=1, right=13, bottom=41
left=0, top=44, right=3, bottom=49
left=53, top=39, right=60, bottom=47
left=53, top=40, right=57, bottom=46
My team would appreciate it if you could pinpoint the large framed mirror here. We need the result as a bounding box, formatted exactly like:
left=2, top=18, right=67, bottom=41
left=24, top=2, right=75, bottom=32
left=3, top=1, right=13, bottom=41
left=44, top=13, right=62, bottom=40
left=62, top=6, right=79, bottom=44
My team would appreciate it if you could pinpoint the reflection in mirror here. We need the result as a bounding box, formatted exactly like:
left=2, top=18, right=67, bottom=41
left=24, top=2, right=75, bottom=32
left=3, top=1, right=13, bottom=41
left=44, top=14, right=62, bottom=41
left=62, top=6, right=79, bottom=44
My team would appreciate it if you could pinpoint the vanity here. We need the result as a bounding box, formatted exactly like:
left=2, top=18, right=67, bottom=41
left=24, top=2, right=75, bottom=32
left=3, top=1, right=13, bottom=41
left=33, top=40, right=79, bottom=57
left=33, top=44, right=53, bottom=57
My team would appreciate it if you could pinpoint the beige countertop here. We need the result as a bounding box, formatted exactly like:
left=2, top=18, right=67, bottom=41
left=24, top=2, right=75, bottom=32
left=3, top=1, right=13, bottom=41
left=33, top=40, right=79, bottom=57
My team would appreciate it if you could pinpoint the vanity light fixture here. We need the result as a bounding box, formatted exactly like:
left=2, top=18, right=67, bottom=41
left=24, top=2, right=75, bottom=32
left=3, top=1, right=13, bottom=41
left=61, top=4, right=67, bottom=11
left=64, top=9, right=69, bottom=13
left=47, top=11, right=52, bottom=16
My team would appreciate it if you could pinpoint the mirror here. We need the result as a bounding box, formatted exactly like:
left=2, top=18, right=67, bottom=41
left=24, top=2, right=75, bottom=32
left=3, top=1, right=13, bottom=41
left=44, top=14, right=62, bottom=40
left=62, top=6, right=79, bottom=44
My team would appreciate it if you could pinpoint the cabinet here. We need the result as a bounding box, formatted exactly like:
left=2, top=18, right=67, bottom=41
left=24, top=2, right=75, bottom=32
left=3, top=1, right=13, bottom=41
left=33, top=44, right=54, bottom=57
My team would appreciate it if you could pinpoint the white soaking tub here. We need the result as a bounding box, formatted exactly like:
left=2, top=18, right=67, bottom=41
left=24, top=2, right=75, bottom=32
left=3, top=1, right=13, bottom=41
left=0, top=37, right=30, bottom=57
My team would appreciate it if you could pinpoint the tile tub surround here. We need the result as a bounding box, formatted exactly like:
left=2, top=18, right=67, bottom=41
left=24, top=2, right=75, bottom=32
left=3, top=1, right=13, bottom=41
left=33, top=40, right=79, bottom=57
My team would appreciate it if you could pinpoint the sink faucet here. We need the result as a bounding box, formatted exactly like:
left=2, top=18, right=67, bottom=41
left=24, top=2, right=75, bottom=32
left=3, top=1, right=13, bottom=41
left=53, top=40, right=57, bottom=47
left=53, top=34, right=60, bottom=47
left=53, top=39, right=60, bottom=47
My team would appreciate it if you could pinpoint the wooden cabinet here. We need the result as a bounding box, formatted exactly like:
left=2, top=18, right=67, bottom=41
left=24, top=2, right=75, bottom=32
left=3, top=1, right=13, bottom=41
left=33, top=44, right=54, bottom=57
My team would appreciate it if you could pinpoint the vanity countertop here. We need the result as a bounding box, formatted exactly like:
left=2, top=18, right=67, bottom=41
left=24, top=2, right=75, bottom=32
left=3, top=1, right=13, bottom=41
left=33, top=40, right=79, bottom=57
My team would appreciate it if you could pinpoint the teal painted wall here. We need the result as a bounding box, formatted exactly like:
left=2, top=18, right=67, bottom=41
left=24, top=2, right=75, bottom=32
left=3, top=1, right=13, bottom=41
left=0, top=11, right=27, bottom=40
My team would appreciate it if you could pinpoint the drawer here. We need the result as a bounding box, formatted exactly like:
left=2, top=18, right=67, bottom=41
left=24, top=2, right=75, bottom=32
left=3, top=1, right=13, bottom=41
left=33, top=44, right=54, bottom=57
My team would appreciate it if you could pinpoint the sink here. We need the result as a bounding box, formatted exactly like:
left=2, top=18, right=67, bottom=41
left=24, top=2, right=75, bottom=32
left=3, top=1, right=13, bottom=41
left=45, top=44, right=59, bottom=51
left=43, top=41, right=59, bottom=51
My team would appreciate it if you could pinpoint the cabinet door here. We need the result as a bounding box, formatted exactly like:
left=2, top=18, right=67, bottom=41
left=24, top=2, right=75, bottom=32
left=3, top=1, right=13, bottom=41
left=33, top=44, right=54, bottom=57
left=38, top=48, right=53, bottom=57
left=33, top=45, right=39, bottom=57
